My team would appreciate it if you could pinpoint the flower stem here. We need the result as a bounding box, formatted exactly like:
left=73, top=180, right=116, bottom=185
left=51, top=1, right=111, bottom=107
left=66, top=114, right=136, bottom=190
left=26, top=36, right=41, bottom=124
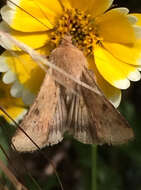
left=91, top=144, right=97, bottom=190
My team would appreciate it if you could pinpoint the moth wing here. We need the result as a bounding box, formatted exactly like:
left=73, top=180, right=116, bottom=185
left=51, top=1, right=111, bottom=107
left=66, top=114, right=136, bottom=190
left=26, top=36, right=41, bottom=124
left=67, top=94, right=98, bottom=144
left=12, top=74, right=67, bottom=152
left=79, top=69, right=134, bottom=145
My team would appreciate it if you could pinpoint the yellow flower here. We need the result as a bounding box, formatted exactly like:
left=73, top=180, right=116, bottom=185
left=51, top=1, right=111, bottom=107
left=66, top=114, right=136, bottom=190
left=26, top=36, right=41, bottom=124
left=0, top=75, right=26, bottom=122
left=0, top=0, right=141, bottom=120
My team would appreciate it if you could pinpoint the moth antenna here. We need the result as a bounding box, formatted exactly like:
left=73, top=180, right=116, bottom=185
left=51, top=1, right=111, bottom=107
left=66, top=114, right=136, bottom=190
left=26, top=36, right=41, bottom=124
left=0, top=106, right=64, bottom=190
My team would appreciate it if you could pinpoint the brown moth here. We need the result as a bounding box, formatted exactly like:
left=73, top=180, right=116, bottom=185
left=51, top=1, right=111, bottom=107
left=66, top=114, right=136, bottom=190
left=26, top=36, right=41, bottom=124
left=12, top=36, right=134, bottom=152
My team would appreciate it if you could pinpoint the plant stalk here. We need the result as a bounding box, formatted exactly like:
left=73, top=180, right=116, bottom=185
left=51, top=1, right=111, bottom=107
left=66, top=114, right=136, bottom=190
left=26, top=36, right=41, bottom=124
left=91, top=144, right=97, bottom=190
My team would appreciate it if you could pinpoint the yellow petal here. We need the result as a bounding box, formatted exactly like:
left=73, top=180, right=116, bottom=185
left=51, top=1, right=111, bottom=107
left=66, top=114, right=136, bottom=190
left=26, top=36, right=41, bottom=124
left=96, top=8, right=136, bottom=44
left=94, top=46, right=141, bottom=89
left=67, top=0, right=94, bottom=12
left=1, top=0, right=63, bottom=32
left=131, top=14, right=141, bottom=26
left=1, top=50, right=45, bottom=94
left=67, top=0, right=113, bottom=17
left=89, top=0, right=114, bottom=17
left=58, top=0, right=72, bottom=9
left=0, top=46, right=52, bottom=104
left=96, top=74, right=122, bottom=108
left=0, top=80, right=27, bottom=123
left=87, top=56, right=121, bottom=108
left=130, top=14, right=141, bottom=39
left=0, top=22, right=50, bottom=50
left=103, top=41, right=141, bottom=65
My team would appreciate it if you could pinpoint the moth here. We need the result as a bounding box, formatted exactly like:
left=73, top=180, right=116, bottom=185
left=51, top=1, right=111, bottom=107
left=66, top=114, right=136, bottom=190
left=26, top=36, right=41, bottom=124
left=11, top=35, right=134, bottom=152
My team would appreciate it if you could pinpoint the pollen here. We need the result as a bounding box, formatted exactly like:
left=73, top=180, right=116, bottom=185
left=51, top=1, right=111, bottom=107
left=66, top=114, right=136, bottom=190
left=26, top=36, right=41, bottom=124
left=50, top=9, right=102, bottom=56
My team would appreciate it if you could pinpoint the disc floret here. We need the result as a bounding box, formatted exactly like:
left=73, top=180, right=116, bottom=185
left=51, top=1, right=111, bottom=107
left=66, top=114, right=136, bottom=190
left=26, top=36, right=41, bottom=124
left=50, top=8, right=101, bottom=55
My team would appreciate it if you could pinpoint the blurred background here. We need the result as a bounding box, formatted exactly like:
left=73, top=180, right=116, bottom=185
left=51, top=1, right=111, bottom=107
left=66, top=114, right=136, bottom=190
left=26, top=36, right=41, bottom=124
left=0, top=0, right=141, bottom=190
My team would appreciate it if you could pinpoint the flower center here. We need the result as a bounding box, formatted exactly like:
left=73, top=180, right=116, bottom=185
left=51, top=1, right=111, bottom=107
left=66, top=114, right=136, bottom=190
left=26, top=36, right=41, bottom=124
left=50, top=9, right=101, bottom=56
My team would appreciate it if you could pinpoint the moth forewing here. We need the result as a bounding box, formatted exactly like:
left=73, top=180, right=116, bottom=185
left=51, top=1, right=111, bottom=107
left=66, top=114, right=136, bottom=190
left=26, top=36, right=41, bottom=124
left=80, top=70, right=134, bottom=145
left=12, top=36, right=134, bottom=152
left=12, top=73, right=67, bottom=151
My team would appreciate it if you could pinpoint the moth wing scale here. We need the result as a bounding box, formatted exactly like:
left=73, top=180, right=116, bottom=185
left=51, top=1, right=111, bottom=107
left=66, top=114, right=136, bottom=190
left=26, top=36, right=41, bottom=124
left=12, top=73, right=67, bottom=151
